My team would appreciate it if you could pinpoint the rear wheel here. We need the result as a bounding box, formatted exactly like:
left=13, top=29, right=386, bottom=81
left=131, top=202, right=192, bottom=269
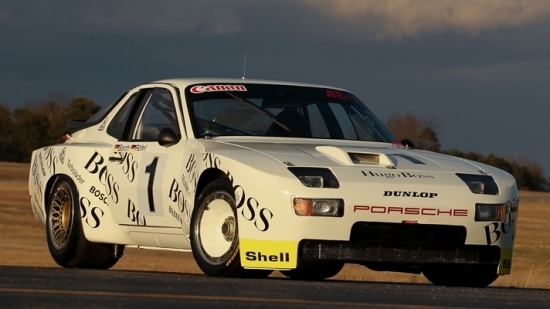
left=46, top=176, right=122, bottom=269
left=190, top=179, right=272, bottom=278
left=422, top=264, right=498, bottom=287
left=280, top=261, right=344, bottom=281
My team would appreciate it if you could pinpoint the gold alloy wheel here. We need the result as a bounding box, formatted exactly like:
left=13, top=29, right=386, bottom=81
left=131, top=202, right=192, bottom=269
left=49, top=183, right=73, bottom=250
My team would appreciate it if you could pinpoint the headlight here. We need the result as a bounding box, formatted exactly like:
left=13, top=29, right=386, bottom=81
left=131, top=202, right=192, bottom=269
left=293, top=198, right=344, bottom=217
left=456, top=173, right=499, bottom=195
left=475, top=203, right=508, bottom=221
left=288, top=167, right=340, bottom=188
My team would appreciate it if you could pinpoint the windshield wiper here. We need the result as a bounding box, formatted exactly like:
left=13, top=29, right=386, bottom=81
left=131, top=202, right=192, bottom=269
left=224, top=92, right=298, bottom=137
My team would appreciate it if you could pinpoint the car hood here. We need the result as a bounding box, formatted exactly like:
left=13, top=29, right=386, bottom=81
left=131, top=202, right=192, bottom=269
left=207, top=137, right=490, bottom=175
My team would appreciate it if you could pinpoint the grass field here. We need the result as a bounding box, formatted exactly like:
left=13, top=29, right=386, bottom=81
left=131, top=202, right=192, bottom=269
left=1, top=161, right=549, bottom=288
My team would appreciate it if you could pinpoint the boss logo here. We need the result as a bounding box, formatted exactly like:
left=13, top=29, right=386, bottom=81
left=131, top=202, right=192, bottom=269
left=383, top=191, right=438, bottom=198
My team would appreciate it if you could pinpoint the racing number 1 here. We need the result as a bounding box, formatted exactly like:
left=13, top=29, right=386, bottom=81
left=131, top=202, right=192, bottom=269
left=145, top=156, right=159, bottom=212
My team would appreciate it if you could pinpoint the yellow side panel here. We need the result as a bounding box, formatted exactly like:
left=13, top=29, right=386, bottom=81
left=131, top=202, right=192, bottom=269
left=498, top=248, right=513, bottom=275
left=240, top=238, right=299, bottom=269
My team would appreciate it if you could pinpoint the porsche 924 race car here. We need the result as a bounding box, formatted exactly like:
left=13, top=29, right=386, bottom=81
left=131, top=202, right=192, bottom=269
left=28, top=78, right=518, bottom=287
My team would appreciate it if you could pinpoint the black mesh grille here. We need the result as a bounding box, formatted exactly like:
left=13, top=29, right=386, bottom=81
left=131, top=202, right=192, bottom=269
left=298, top=223, right=499, bottom=265
left=349, top=222, right=467, bottom=247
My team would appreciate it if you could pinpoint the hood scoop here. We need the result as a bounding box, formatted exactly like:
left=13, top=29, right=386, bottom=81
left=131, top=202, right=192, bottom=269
left=316, top=146, right=396, bottom=168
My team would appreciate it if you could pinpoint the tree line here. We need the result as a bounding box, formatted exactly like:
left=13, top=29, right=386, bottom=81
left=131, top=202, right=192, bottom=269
left=386, top=112, right=548, bottom=191
left=0, top=98, right=547, bottom=191
left=0, top=96, right=100, bottom=162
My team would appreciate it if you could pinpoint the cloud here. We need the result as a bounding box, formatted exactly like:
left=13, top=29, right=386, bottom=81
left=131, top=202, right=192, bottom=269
left=303, top=0, right=550, bottom=39
left=0, top=9, right=9, bottom=21
left=434, top=60, right=550, bottom=83
left=81, top=1, right=243, bottom=35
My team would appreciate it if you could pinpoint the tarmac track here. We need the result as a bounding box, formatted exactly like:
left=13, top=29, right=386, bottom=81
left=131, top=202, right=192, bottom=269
left=0, top=266, right=548, bottom=309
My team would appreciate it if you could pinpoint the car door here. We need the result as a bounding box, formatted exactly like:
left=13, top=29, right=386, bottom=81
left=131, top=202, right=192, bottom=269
left=106, top=86, right=187, bottom=229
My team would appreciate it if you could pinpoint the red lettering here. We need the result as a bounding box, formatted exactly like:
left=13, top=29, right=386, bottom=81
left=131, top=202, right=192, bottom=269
left=453, top=209, right=469, bottom=216
left=404, top=207, right=420, bottom=215
left=421, top=208, right=436, bottom=216
left=326, top=90, right=338, bottom=98
left=371, top=206, right=386, bottom=213
left=354, top=205, right=370, bottom=212
left=387, top=207, right=404, bottom=214
left=437, top=209, right=452, bottom=216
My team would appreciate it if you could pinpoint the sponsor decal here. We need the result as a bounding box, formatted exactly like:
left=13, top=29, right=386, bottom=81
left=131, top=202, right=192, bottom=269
left=59, top=147, right=66, bottom=164
left=120, top=152, right=138, bottom=182
left=383, top=191, right=437, bottom=198
left=234, top=185, right=273, bottom=232
left=168, top=178, right=191, bottom=225
left=240, top=239, right=298, bottom=269
left=246, top=251, right=290, bottom=263
left=202, top=152, right=274, bottom=232
left=190, top=84, right=247, bottom=94
left=353, top=205, right=468, bottom=216
left=67, top=159, right=85, bottom=184
left=89, top=186, right=108, bottom=205
left=182, top=154, right=198, bottom=195
left=79, top=197, right=104, bottom=228
left=361, top=171, right=435, bottom=179
left=498, top=248, right=513, bottom=275
left=114, top=144, right=131, bottom=152
left=84, top=151, right=120, bottom=203
left=483, top=200, right=518, bottom=245
left=44, top=147, right=58, bottom=175
left=127, top=198, right=147, bottom=226
left=326, top=89, right=348, bottom=100
left=169, top=205, right=182, bottom=224
left=31, top=193, right=45, bottom=222
left=98, top=117, right=108, bottom=131
left=130, top=144, right=147, bottom=151
left=30, top=155, right=44, bottom=200
left=37, top=153, right=46, bottom=177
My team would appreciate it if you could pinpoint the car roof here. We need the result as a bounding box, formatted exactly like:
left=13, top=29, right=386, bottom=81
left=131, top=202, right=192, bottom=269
left=148, top=78, right=348, bottom=92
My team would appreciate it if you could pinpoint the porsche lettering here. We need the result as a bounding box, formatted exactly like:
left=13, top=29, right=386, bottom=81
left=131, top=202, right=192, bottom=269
left=353, top=205, right=468, bottom=216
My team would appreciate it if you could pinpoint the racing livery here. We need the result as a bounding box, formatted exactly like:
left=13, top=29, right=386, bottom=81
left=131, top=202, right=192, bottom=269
left=29, top=78, right=518, bottom=287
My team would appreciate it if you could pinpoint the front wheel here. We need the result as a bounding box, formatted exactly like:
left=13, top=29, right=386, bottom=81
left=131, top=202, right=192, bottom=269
left=190, top=179, right=272, bottom=278
left=46, top=175, right=122, bottom=269
left=422, top=264, right=499, bottom=287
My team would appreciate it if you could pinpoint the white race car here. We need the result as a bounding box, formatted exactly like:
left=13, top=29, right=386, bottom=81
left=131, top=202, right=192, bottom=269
left=28, top=78, right=518, bottom=287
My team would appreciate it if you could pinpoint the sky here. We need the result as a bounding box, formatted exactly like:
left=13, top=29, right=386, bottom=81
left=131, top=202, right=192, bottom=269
left=1, top=0, right=550, bottom=176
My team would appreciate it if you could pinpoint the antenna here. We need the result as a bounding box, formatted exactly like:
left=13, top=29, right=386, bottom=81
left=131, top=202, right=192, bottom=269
left=242, top=54, right=247, bottom=80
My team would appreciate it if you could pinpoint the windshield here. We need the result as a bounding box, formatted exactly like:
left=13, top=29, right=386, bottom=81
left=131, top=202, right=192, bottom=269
left=185, top=83, right=395, bottom=142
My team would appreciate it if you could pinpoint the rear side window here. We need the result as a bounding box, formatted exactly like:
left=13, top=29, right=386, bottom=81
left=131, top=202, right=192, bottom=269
left=107, top=93, right=139, bottom=140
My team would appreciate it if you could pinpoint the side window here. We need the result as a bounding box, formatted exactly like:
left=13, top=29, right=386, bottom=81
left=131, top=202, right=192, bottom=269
left=132, top=88, right=180, bottom=141
left=107, top=93, right=139, bottom=140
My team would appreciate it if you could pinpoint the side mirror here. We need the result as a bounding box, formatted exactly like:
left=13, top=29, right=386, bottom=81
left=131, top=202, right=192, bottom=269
left=401, top=139, right=416, bottom=149
left=158, top=128, right=180, bottom=147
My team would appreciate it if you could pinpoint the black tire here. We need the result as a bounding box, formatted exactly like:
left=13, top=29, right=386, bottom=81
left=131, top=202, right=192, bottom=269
left=280, top=261, right=344, bottom=281
left=422, top=264, right=499, bottom=287
left=46, top=175, right=122, bottom=269
left=190, top=179, right=272, bottom=278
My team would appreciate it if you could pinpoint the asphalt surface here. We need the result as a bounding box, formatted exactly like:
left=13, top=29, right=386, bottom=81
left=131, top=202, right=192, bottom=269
left=0, top=266, right=548, bottom=309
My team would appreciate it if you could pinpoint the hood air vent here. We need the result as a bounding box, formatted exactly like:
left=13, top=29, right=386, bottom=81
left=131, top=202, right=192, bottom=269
left=349, top=153, right=379, bottom=164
